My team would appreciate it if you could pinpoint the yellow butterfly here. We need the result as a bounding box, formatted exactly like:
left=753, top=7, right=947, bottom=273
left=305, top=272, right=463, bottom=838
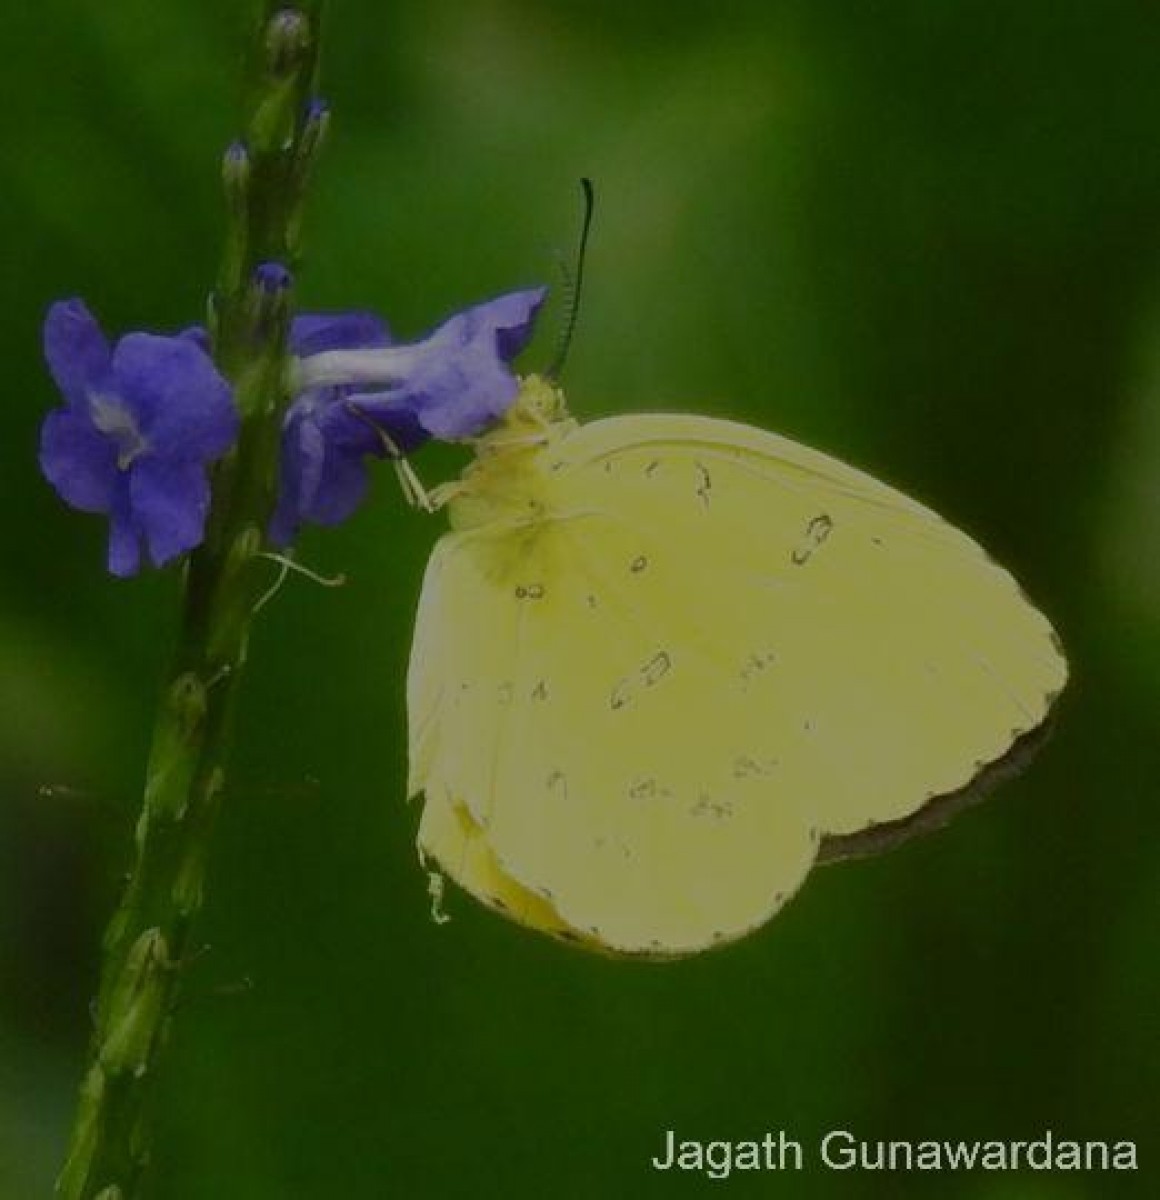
left=408, top=375, right=1067, bottom=956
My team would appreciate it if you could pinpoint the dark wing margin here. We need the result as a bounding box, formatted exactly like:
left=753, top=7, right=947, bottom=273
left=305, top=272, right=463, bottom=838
left=816, top=715, right=1058, bottom=864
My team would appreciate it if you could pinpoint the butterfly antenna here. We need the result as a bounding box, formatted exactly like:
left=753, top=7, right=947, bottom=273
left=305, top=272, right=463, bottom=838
left=553, top=246, right=576, bottom=308
left=546, top=177, right=595, bottom=381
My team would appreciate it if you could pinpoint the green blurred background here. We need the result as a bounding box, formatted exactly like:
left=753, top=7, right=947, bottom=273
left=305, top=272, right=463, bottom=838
left=2, top=1, right=1159, bottom=1196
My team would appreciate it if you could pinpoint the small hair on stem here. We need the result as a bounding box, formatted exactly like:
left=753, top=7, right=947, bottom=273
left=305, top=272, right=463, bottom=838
left=254, top=552, right=347, bottom=614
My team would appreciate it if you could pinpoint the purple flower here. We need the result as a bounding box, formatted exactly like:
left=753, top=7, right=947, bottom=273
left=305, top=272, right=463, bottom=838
left=271, top=287, right=546, bottom=545
left=39, top=299, right=238, bottom=576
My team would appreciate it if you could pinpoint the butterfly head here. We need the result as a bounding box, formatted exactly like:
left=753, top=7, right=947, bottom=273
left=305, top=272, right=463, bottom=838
left=448, top=376, right=576, bottom=530
left=472, top=374, right=575, bottom=454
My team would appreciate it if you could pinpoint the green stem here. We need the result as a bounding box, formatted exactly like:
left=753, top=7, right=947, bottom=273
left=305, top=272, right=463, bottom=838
left=56, top=5, right=324, bottom=1197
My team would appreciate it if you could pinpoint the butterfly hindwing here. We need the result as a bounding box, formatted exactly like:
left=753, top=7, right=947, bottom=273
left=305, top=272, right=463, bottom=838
left=411, top=512, right=818, bottom=954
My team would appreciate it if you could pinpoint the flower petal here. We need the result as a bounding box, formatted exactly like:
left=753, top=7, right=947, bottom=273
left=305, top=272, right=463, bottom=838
left=107, top=474, right=142, bottom=578
left=178, top=325, right=211, bottom=352
left=428, top=287, right=547, bottom=361
left=270, top=406, right=327, bottom=546
left=43, top=299, right=113, bottom=408
left=400, top=340, right=520, bottom=440
left=129, top=457, right=211, bottom=568
left=291, top=312, right=391, bottom=357
left=39, top=406, right=118, bottom=513
left=306, top=446, right=370, bottom=526
left=322, top=392, right=429, bottom=456
left=288, top=408, right=328, bottom=516
left=269, top=478, right=303, bottom=550
left=111, top=333, right=238, bottom=461
left=270, top=408, right=371, bottom=546
left=372, top=287, right=545, bottom=438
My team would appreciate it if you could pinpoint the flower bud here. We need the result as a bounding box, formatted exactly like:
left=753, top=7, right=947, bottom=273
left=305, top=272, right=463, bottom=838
left=222, top=140, right=251, bottom=209
left=265, top=8, right=312, bottom=76
left=246, top=262, right=294, bottom=343
left=98, top=929, right=170, bottom=1078
left=253, top=261, right=293, bottom=295
left=298, top=96, right=330, bottom=162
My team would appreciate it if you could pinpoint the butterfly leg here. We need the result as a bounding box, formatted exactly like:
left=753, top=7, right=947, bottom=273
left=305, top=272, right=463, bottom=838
left=390, top=449, right=436, bottom=512
left=388, top=454, right=463, bottom=513
left=343, top=401, right=447, bottom=512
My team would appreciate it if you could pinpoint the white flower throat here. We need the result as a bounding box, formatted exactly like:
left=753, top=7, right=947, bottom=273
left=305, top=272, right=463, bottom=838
left=89, top=393, right=148, bottom=469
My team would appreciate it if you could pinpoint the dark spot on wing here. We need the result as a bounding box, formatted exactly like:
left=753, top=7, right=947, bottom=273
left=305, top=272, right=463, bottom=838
left=691, top=792, right=734, bottom=820
left=791, top=513, right=834, bottom=565
left=628, top=777, right=673, bottom=801
left=732, top=755, right=778, bottom=779
left=611, top=650, right=674, bottom=709
left=642, top=651, right=671, bottom=685
left=740, top=649, right=777, bottom=686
